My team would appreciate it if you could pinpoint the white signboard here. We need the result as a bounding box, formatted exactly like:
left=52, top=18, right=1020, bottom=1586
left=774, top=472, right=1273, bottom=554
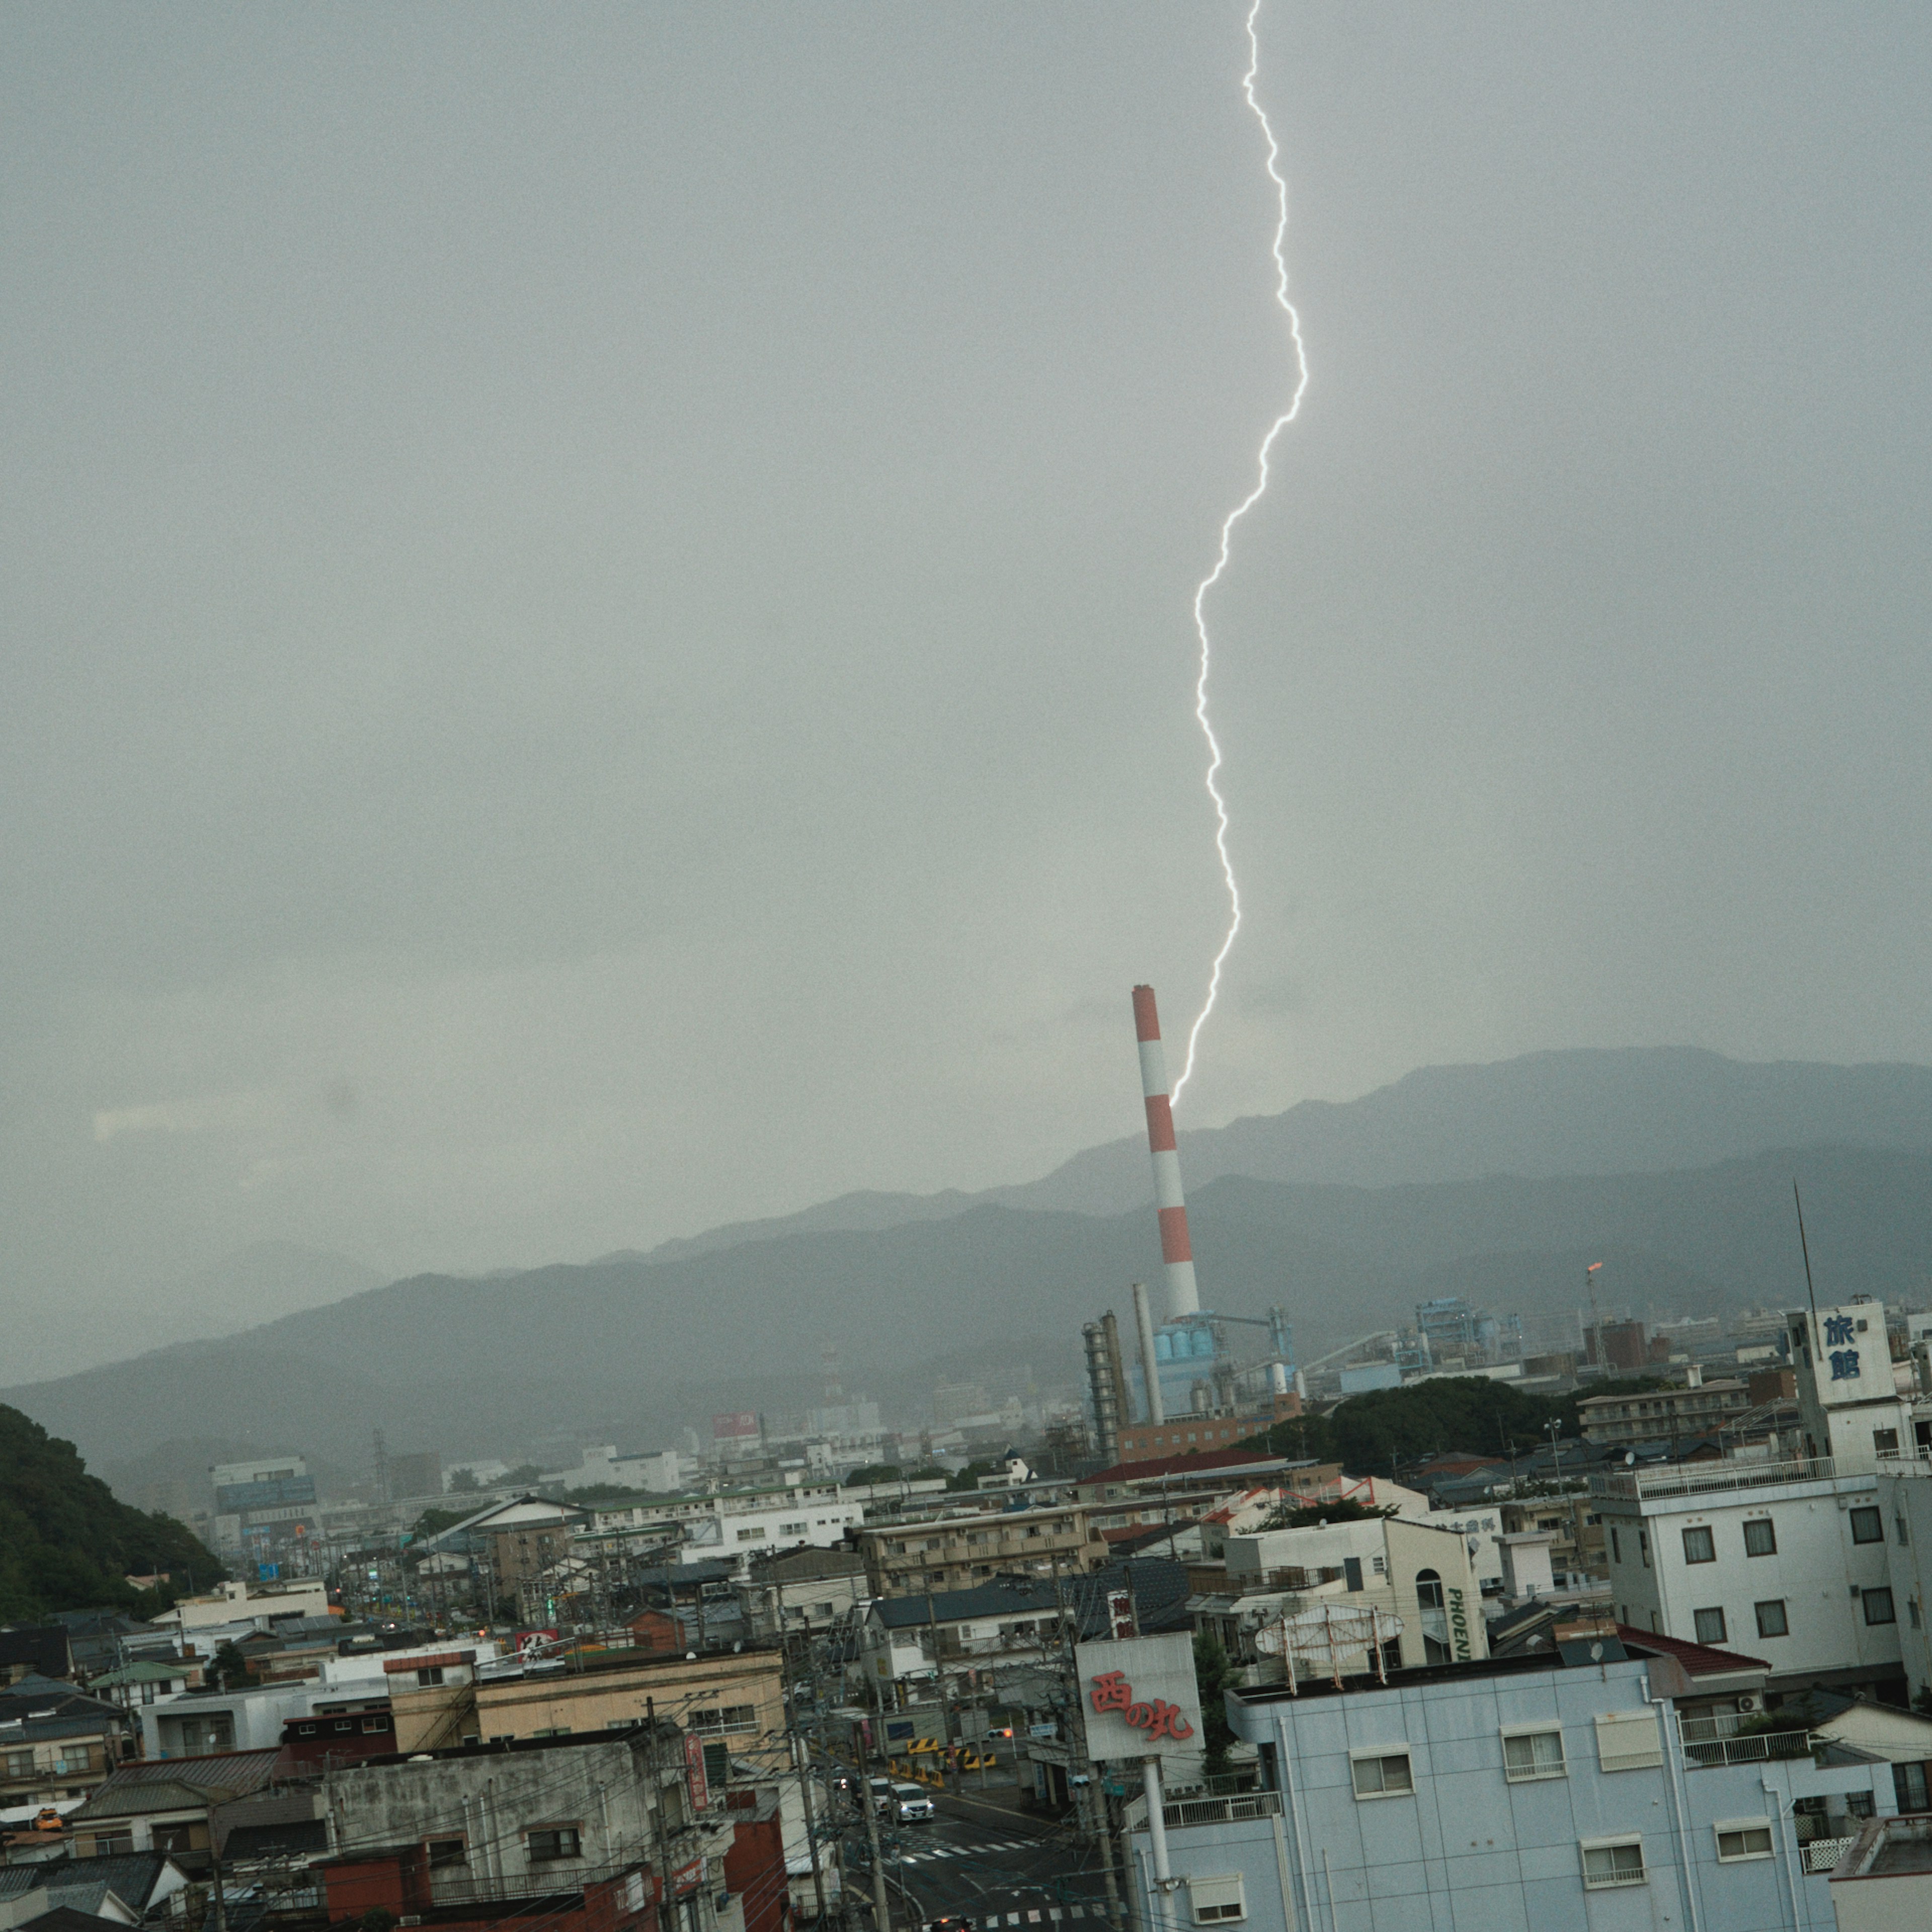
left=1797, top=1304, right=1893, bottom=1408
left=1073, top=1631, right=1204, bottom=1761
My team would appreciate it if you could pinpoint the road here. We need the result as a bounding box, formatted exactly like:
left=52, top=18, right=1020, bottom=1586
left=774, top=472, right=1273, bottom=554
left=842, top=1787, right=1118, bottom=1932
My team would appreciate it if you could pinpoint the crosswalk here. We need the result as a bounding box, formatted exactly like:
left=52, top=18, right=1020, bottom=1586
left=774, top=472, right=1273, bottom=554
left=894, top=1838, right=1040, bottom=1862
left=922, top=1907, right=1101, bottom=1927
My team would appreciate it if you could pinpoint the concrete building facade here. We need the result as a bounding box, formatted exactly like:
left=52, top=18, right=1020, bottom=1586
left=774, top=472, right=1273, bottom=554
left=1131, top=1649, right=1898, bottom=1932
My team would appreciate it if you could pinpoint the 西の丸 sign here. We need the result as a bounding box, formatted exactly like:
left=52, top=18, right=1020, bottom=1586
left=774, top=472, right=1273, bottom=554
left=1072, top=1632, right=1204, bottom=1762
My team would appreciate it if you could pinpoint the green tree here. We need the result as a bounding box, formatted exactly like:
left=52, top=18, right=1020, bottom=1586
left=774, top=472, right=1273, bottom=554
left=843, top=1465, right=901, bottom=1487
left=946, top=1460, right=1003, bottom=1493
left=410, top=1507, right=469, bottom=1542
left=1238, top=1375, right=1678, bottom=1478
left=1193, top=1630, right=1239, bottom=1779
left=208, top=1640, right=253, bottom=1690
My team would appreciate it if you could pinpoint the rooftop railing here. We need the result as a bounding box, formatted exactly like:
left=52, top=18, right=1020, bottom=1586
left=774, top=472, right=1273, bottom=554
left=1590, top=1456, right=1836, bottom=1502
left=1682, top=1730, right=1814, bottom=1769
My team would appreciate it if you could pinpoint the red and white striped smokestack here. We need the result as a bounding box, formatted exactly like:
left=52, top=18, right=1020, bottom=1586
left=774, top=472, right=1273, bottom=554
left=1132, top=984, right=1200, bottom=1320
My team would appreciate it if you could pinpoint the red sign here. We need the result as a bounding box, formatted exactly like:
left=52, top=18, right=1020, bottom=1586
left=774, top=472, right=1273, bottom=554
left=711, top=1411, right=761, bottom=1441
left=1089, top=1670, right=1194, bottom=1741
left=516, top=1628, right=559, bottom=1657
left=1107, top=1590, right=1136, bottom=1640
left=671, top=1859, right=705, bottom=1898
left=684, top=1732, right=709, bottom=1814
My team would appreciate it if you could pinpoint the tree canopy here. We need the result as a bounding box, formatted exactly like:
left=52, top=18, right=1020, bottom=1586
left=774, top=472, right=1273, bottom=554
left=0, top=1403, right=224, bottom=1621
left=1245, top=1374, right=1676, bottom=1477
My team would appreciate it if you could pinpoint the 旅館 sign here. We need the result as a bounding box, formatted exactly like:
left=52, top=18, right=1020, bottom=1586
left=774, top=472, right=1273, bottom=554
left=1072, top=1632, right=1205, bottom=1761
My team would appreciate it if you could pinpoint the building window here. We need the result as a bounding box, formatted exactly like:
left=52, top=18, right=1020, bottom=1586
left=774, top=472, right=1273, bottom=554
left=1682, top=1527, right=1716, bottom=1564
left=1743, top=1519, right=1776, bottom=1558
left=780, top=1522, right=808, bottom=1536
left=1693, top=1607, right=1728, bottom=1646
left=1874, top=1429, right=1900, bottom=1456
left=1349, top=1749, right=1413, bottom=1798
left=1864, top=1587, right=1897, bottom=1626
left=702, top=1740, right=730, bottom=1790
left=1594, top=1711, right=1664, bottom=1773
left=1609, top=1527, right=1621, bottom=1564
left=417, top=1667, right=445, bottom=1687
left=361, top=1716, right=390, bottom=1733
left=527, top=1828, right=582, bottom=1862
left=1897, top=1515, right=1911, bottom=1547
left=1188, top=1875, right=1246, bottom=1923
left=1714, top=1822, right=1774, bottom=1862
left=1894, top=1762, right=1931, bottom=1811
left=532, top=1727, right=573, bottom=1738
left=1501, top=1728, right=1566, bottom=1782
left=428, top=1838, right=467, bottom=1868
left=1755, top=1599, right=1789, bottom=1638
left=1580, top=1837, right=1646, bottom=1889
left=1639, top=1532, right=1651, bottom=1568
left=1849, top=1507, right=1885, bottom=1545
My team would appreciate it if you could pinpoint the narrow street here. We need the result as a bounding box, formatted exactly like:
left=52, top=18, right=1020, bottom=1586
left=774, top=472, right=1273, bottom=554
left=843, top=1786, right=1117, bottom=1932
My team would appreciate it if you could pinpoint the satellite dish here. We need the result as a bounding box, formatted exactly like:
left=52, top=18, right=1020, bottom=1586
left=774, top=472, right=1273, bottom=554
left=1624, top=1452, right=1636, bottom=1466
left=1589, top=1641, right=1603, bottom=1661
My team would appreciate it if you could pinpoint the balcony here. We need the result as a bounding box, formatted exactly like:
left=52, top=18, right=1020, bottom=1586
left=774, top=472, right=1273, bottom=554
left=1681, top=1729, right=1814, bottom=1769
left=1124, top=1790, right=1285, bottom=1832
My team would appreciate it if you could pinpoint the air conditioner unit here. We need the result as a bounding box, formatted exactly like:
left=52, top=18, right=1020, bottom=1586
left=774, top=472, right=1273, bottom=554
left=1736, top=1695, right=1760, bottom=1713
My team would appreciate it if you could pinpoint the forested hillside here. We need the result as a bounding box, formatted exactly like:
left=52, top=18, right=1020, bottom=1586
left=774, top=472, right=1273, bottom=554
left=0, top=1403, right=222, bottom=1621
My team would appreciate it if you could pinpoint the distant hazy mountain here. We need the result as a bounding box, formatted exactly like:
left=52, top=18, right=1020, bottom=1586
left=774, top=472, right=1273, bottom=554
left=13, top=1141, right=1931, bottom=1479
left=622, top=1046, right=1932, bottom=1258
left=32, top=1241, right=387, bottom=1383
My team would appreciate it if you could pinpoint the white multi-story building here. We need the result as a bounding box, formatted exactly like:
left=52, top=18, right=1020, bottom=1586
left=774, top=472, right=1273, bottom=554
left=1129, top=1642, right=1897, bottom=1932
left=1876, top=1467, right=1932, bottom=1705
left=1595, top=1299, right=1931, bottom=1702
left=1596, top=1458, right=1907, bottom=1698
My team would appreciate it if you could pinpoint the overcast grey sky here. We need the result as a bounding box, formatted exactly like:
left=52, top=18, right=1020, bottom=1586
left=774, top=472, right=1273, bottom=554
left=5, top=3, right=1928, bottom=1377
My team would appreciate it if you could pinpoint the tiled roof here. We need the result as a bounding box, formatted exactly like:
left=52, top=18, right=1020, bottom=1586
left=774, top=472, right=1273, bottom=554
left=69, top=1750, right=280, bottom=1820
left=1614, top=1624, right=1770, bottom=1676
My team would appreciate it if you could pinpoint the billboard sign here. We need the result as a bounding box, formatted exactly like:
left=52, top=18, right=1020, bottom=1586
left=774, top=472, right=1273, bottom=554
left=1073, top=1632, right=1203, bottom=1761
left=711, top=1411, right=761, bottom=1441
left=684, top=1733, right=709, bottom=1814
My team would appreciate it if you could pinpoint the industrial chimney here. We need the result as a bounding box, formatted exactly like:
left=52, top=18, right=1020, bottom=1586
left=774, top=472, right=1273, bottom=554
left=1131, top=984, right=1201, bottom=1321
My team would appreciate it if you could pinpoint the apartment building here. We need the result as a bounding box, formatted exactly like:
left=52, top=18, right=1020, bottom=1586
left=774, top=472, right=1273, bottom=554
left=854, top=1503, right=1105, bottom=1597
left=1143, top=1642, right=1899, bottom=1932
left=1576, top=1371, right=1749, bottom=1447
left=1596, top=1457, right=1909, bottom=1701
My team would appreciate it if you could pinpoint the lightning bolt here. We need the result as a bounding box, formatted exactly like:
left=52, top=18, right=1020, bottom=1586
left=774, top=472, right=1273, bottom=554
left=1171, top=0, right=1310, bottom=1107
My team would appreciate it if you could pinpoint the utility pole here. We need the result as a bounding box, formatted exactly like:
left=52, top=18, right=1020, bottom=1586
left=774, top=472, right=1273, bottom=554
left=924, top=1592, right=959, bottom=1790
left=791, top=1731, right=829, bottom=1924
left=862, top=1664, right=893, bottom=1931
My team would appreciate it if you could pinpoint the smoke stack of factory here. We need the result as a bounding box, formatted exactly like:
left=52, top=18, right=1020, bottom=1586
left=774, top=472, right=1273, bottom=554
left=1131, top=983, right=1200, bottom=1320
